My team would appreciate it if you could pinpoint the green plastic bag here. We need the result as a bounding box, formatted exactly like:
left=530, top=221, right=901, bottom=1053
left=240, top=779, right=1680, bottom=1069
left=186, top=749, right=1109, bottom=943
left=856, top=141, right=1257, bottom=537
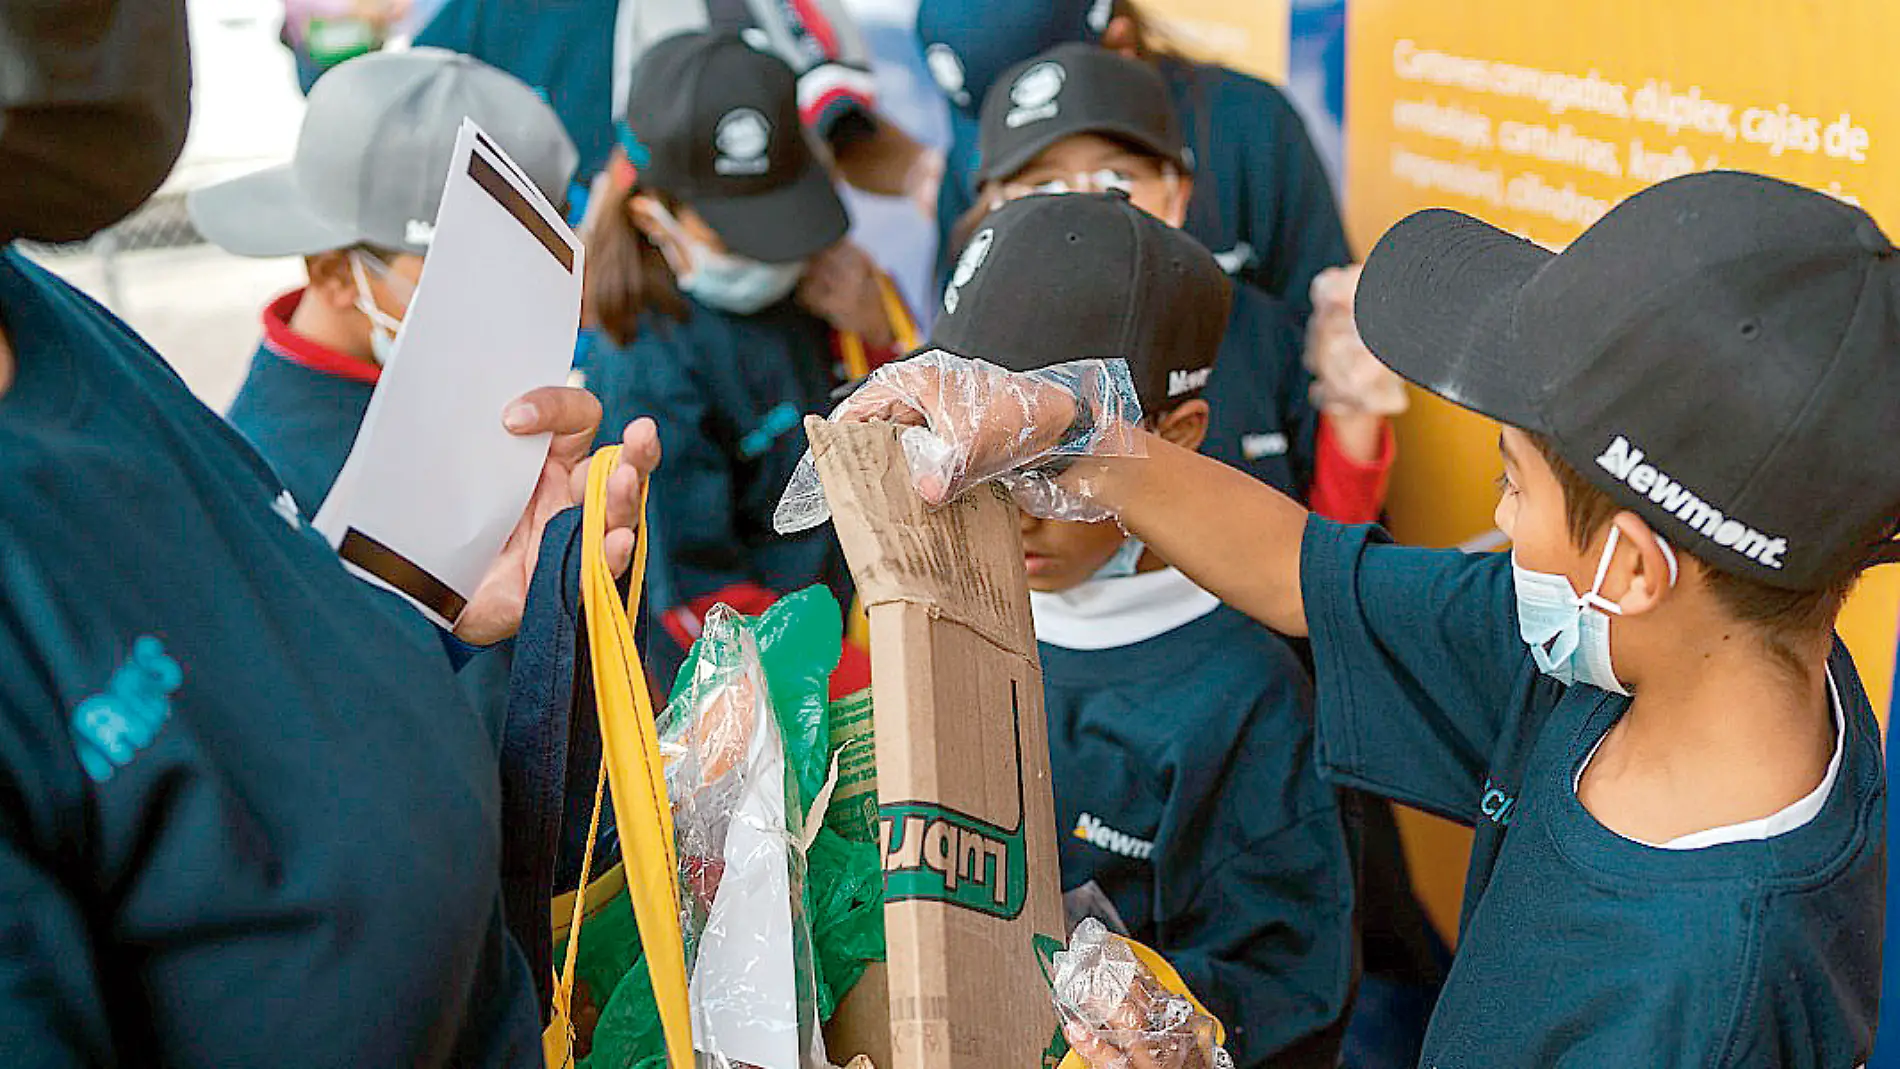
left=573, top=586, right=886, bottom=1066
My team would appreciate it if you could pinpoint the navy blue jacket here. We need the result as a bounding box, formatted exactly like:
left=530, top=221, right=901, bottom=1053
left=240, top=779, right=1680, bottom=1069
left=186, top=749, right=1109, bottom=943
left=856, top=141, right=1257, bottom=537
left=938, top=59, right=1351, bottom=313
left=0, top=249, right=540, bottom=1065
left=1202, top=286, right=1319, bottom=498
left=1036, top=582, right=1354, bottom=1068
left=587, top=298, right=852, bottom=676
left=1302, top=517, right=1885, bottom=1065
left=417, top=0, right=621, bottom=181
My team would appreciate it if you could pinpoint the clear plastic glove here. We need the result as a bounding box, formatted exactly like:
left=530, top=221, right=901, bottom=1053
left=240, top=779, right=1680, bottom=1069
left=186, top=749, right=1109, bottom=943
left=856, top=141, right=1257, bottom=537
left=1053, top=920, right=1232, bottom=1069
left=1305, top=265, right=1409, bottom=417
left=772, top=351, right=1144, bottom=534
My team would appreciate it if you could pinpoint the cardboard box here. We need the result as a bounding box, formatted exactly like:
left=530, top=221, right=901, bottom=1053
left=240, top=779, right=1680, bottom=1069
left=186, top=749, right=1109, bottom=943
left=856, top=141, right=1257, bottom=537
left=807, top=419, right=1067, bottom=1069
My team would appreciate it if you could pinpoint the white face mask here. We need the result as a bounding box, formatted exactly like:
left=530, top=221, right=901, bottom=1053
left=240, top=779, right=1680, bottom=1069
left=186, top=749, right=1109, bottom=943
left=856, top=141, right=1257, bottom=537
left=647, top=202, right=804, bottom=315
left=1510, top=526, right=1678, bottom=695
left=350, top=252, right=408, bottom=365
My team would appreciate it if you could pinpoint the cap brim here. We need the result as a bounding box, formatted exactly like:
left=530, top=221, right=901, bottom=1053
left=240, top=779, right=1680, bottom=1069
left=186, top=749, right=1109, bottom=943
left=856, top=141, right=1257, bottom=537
left=692, top=161, right=849, bottom=264
left=187, top=164, right=363, bottom=259
left=977, top=120, right=1189, bottom=187
left=1355, top=208, right=1556, bottom=430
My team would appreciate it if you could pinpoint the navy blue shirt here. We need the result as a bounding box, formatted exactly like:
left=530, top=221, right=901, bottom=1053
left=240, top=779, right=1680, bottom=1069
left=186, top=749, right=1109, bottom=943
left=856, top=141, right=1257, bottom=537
left=938, top=59, right=1351, bottom=313
left=224, top=291, right=515, bottom=741
left=1036, top=578, right=1354, bottom=1069
left=1300, top=517, right=1885, bottom=1066
left=1203, top=286, right=1319, bottom=499
left=587, top=299, right=852, bottom=669
left=0, top=249, right=540, bottom=1065
left=417, top=0, right=621, bottom=181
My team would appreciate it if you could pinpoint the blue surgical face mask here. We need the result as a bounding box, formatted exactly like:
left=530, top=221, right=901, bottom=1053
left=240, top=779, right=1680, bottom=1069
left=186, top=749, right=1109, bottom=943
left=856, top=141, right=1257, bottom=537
left=1511, top=526, right=1678, bottom=695
left=681, top=245, right=804, bottom=315
left=649, top=202, right=804, bottom=315
left=1090, top=535, right=1147, bottom=580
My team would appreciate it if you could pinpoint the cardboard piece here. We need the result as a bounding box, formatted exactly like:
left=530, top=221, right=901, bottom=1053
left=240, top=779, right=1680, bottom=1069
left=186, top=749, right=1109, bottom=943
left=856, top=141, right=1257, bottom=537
left=804, top=418, right=1067, bottom=1069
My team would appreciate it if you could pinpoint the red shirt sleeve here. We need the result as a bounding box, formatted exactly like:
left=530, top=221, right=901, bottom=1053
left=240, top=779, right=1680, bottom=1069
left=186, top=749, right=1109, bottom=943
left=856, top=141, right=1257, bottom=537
left=1307, top=416, right=1395, bottom=525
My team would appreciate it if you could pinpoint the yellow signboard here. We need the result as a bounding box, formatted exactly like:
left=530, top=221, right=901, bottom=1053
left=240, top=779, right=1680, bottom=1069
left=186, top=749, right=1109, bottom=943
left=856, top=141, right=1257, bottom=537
left=1348, top=0, right=1900, bottom=936
left=1145, top=0, right=1289, bottom=84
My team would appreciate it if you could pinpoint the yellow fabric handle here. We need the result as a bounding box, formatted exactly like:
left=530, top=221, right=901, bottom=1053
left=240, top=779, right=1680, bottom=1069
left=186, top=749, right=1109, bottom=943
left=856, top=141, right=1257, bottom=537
left=546, top=446, right=694, bottom=1069
left=839, top=270, right=921, bottom=380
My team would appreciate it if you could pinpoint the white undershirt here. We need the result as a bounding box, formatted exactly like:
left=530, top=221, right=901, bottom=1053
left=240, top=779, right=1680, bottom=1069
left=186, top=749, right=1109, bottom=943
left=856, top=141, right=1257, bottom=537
left=1572, top=669, right=1846, bottom=850
left=1029, top=568, right=1222, bottom=650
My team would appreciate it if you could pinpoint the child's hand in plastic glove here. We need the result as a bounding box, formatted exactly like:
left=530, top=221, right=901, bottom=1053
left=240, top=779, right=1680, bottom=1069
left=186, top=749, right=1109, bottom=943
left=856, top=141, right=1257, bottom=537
left=773, top=351, right=1146, bottom=533
left=1304, top=264, right=1409, bottom=417
left=1053, top=920, right=1231, bottom=1069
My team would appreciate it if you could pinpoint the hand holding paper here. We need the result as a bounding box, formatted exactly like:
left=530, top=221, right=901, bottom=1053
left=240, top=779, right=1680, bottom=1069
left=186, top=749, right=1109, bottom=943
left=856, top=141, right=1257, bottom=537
left=456, top=409, right=659, bottom=645
left=315, top=118, right=657, bottom=640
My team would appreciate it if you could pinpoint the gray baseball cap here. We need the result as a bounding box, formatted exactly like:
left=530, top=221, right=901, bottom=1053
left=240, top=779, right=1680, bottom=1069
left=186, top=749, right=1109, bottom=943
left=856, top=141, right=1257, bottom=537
left=189, top=48, right=578, bottom=258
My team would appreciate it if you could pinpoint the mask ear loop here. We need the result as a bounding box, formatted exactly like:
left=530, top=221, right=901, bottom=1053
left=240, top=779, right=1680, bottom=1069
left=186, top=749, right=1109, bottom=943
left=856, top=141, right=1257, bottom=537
left=1579, top=525, right=1625, bottom=616
left=1581, top=525, right=1680, bottom=616
left=349, top=253, right=404, bottom=358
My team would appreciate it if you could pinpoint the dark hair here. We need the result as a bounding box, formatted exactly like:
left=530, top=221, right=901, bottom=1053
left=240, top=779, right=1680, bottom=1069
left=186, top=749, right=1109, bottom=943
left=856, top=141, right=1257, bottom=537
left=584, top=186, right=689, bottom=348
left=1529, top=435, right=1862, bottom=674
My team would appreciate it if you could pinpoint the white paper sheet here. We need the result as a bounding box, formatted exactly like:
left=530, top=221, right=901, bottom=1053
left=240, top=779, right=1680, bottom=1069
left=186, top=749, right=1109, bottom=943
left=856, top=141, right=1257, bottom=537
left=690, top=700, right=802, bottom=1069
left=314, top=118, right=584, bottom=629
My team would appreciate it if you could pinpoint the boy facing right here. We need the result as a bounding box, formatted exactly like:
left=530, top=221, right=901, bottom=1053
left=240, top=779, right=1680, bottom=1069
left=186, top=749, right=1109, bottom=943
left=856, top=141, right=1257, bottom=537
left=834, top=171, right=1895, bottom=1064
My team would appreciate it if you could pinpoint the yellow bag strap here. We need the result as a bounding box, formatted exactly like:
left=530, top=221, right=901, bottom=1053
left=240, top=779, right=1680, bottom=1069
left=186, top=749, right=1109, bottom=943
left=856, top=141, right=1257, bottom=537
left=552, top=445, right=694, bottom=1069
left=838, top=270, right=921, bottom=380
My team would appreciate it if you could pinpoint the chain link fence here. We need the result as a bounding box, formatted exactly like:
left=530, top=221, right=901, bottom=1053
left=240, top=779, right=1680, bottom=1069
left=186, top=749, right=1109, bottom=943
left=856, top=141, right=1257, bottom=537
left=20, top=193, right=208, bottom=312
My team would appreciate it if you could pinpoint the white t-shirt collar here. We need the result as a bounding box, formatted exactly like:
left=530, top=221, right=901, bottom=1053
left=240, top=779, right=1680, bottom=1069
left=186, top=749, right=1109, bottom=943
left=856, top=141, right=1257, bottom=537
left=1029, top=567, right=1222, bottom=650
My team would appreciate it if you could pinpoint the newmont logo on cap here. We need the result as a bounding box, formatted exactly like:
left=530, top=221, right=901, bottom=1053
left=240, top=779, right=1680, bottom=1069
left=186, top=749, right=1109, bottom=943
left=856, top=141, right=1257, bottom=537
left=1355, top=169, right=1900, bottom=591
left=978, top=44, right=1190, bottom=187
left=621, top=31, right=848, bottom=264
left=713, top=108, right=771, bottom=175
left=1595, top=436, right=1787, bottom=570
left=925, top=193, right=1229, bottom=417
left=943, top=226, right=993, bottom=314
left=926, top=43, right=971, bottom=108
left=1006, top=61, right=1066, bottom=128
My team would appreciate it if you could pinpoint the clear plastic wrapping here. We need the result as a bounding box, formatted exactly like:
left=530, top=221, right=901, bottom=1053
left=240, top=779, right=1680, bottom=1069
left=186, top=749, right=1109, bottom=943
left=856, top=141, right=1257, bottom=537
left=659, top=605, right=828, bottom=1069
left=1052, top=920, right=1233, bottom=1069
left=773, top=351, right=1145, bottom=534
left=1304, top=264, right=1410, bottom=417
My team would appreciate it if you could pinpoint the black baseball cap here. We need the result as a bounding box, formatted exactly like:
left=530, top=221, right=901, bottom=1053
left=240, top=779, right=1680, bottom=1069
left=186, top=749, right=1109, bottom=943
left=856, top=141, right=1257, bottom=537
left=1356, top=170, right=1900, bottom=591
left=917, top=0, right=1111, bottom=116
left=927, top=192, right=1229, bottom=416
left=976, top=43, right=1188, bottom=187
left=621, top=31, right=848, bottom=263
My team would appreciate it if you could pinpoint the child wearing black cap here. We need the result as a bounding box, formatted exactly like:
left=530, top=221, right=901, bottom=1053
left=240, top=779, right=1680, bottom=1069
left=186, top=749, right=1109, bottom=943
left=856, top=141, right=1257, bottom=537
left=968, top=42, right=1400, bottom=522
left=917, top=0, right=1348, bottom=317
left=588, top=30, right=910, bottom=682
left=835, top=171, right=1895, bottom=1065
left=913, top=191, right=1360, bottom=1068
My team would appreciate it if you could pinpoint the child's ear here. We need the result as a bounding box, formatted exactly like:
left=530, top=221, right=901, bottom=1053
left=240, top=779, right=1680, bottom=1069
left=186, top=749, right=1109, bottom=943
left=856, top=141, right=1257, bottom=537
left=304, top=251, right=357, bottom=309
left=1606, top=512, right=1676, bottom=618
left=1154, top=400, right=1209, bottom=453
